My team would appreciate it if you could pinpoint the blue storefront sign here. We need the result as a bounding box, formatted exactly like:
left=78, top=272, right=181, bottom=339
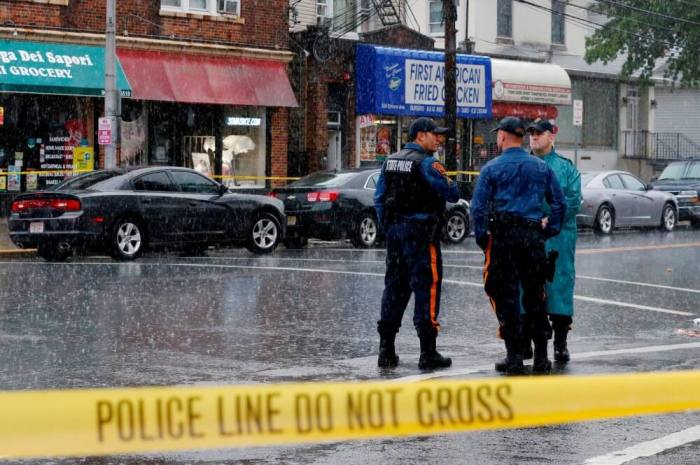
left=356, top=44, right=492, bottom=119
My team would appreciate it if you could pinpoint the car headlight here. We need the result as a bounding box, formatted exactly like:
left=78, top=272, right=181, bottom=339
left=679, top=190, right=698, bottom=196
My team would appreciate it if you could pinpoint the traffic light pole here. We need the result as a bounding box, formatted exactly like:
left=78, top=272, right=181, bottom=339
left=104, top=0, right=118, bottom=169
left=443, top=0, right=457, bottom=171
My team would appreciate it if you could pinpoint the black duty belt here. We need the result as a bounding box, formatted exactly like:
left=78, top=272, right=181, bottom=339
left=490, top=212, right=542, bottom=232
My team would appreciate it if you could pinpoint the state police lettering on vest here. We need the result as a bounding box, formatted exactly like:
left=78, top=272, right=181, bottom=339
left=374, top=117, right=460, bottom=371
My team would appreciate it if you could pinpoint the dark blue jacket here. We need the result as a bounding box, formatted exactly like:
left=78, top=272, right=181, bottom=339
left=471, top=147, right=566, bottom=240
left=375, top=143, right=460, bottom=224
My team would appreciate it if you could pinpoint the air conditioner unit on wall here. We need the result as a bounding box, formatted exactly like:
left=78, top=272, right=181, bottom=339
left=218, top=0, right=239, bottom=15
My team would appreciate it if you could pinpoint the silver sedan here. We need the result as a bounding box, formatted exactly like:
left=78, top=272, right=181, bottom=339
left=577, top=170, right=678, bottom=234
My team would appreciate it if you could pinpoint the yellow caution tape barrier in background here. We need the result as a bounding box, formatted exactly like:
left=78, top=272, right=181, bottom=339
left=0, top=371, right=698, bottom=459
left=0, top=171, right=479, bottom=181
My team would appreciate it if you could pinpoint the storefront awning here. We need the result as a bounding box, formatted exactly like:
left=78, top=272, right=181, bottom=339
left=0, top=39, right=132, bottom=97
left=116, top=49, right=297, bottom=107
left=491, top=59, right=571, bottom=105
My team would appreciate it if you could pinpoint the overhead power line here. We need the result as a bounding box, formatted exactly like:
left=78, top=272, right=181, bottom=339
left=514, top=0, right=677, bottom=49
left=592, top=0, right=700, bottom=27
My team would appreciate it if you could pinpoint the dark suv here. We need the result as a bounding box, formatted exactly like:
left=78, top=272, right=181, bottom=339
left=651, top=160, right=700, bottom=227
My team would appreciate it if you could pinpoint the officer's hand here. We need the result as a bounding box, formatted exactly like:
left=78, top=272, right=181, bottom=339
left=541, top=217, right=549, bottom=229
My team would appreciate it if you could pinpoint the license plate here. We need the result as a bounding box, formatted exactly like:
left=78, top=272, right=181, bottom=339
left=287, top=216, right=297, bottom=226
left=29, top=222, right=44, bottom=234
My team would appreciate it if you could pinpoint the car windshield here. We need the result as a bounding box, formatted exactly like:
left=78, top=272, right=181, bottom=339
left=52, top=171, right=122, bottom=191
left=684, top=162, right=700, bottom=179
left=657, top=163, right=687, bottom=180
left=290, top=172, right=358, bottom=187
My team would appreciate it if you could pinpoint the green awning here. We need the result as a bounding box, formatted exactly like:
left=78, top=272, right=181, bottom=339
left=0, top=39, right=131, bottom=97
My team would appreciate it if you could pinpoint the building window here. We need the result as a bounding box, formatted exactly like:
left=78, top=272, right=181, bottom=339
left=429, top=0, right=444, bottom=34
left=551, top=0, right=565, bottom=44
left=332, top=0, right=352, bottom=32
left=160, top=0, right=240, bottom=16
left=497, top=0, right=512, bottom=38
left=317, top=0, right=332, bottom=25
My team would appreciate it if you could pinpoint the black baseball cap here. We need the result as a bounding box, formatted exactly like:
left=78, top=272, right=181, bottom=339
left=408, top=117, right=449, bottom=140
left=528, top=119, right=558, bottom=134
left=492, top=116, right=526, bottom=137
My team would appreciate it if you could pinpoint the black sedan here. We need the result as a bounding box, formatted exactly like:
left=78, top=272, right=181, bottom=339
left=8, top=167, right=286, bottom=261
left=271, top=168, right=470, bottom=248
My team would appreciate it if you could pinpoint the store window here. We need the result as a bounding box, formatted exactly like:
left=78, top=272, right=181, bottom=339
left=358, top=115, right=397, bottom=165
left=0, top=94, right=94, bottom=193
left=556, top=77, right=617, bottom=148
left=221, top=107, right=266, bottom=187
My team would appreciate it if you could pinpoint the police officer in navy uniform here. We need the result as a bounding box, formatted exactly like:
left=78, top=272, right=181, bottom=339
left=374, top=117, right=460, bottom=370
left=471, top=117, right=566, bottom=375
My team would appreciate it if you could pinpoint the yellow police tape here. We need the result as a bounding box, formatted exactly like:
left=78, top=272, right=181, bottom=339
left=0, top=371, right=698, bottom=459
left=0, top=171, right=479, bottom=180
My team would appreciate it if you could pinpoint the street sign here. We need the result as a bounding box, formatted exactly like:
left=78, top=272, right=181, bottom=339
left=573, top=99, right=583, bottom=127
left=98, top=117, right=112, bottom=145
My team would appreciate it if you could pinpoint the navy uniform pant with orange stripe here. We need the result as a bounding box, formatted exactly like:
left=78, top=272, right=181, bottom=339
left=378, top=221, right=443, bottom=338
left=483, top=227, right=552, bottom=342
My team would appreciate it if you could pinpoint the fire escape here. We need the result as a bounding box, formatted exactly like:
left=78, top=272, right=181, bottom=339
left=370, top=0, right=402, bottom=26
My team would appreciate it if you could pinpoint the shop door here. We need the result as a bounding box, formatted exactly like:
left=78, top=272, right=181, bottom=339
left=327, top=130, right=342, bottom=171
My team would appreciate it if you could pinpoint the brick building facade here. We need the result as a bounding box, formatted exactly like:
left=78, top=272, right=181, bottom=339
left=0, top=0, right=296, bottom=201
left=287, top=24, right=433, bottom=175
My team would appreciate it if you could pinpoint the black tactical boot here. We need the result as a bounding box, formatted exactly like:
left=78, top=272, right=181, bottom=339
left=378, top=333, right=399, bottom=368
left=522, top=338, right=534, bottom=360
left=495, top=336, right=524, bottom=375
left=418, top=334, right=452, bottom=370
left=532, top=337, right=552, bottom=374
left=553, top=329, right=570, bottom=363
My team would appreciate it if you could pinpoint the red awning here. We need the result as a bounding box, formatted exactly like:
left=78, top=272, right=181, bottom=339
left=492, top=102, right=558, bottom=120
left=117, top=49, right=297, bottom=107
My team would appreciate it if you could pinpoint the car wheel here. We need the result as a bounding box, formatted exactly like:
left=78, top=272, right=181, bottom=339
left=351, top=212, right=379, bottom=248
left=283, top=235, right=308, bottom=249
left=441, top=210, right=469, bottom=244
left=109, top=218, right=145, bottom=261
left=246, top=212, right=281, bottom=254
left=594, top=205, right=614, bottom=234
left=37, top=243, right=72, bottom=262
left=692, top=218, right=700, bottom=229
left=659, top=203, right=676, bottom=232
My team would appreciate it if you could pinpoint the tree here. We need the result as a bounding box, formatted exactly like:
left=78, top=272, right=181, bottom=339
left=584, top=0, right=700, bottom=86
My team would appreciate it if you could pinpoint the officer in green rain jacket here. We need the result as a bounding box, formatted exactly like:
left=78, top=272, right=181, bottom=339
left=527, top=119, right=581, bottom=363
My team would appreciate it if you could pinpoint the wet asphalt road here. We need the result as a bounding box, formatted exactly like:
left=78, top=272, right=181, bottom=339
left=0, top=227, right=698, bottom=464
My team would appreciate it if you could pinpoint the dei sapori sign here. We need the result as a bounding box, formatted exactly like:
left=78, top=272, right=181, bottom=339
left=356, top=44, right=492, bottom=119
left=0, top=39, right=131, bottom=97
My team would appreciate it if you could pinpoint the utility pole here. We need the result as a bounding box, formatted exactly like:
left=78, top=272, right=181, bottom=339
left=460, top=0, right=473, bottom=177
left=104, top=0, right=118, bottom=169
left=443, top=0, right=457, bottom=171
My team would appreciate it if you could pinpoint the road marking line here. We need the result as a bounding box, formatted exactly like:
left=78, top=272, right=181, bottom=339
left=394, top=342, right=700, bottom=382
left=573, top=295, right=694, bottom=316
left=577, top=241, right=700, bottom=254
left=577, top=274, right=700, bottom=294
left=583, top=424, right=700, bottom=465
left=2, top=262, right=693, bottom=316
left=324, top=248, right=485, bottom=255
left=183, top=257, right=700, bottom=295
